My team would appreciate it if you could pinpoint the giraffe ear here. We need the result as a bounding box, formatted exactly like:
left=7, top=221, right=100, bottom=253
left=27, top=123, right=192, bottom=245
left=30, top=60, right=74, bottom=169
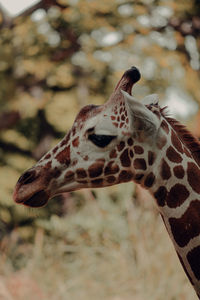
left=121, top=90, right=160, bottom=134
left=142, top=94, right=158, bottom=105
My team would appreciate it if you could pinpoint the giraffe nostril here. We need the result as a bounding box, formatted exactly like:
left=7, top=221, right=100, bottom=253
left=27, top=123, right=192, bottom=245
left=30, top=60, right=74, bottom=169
left=18, top=170, right=36, bottom=185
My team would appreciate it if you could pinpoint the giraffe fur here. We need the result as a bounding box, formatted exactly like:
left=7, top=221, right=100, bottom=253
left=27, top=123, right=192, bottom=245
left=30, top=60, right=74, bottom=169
left=13, top=67, right=200, bottom=298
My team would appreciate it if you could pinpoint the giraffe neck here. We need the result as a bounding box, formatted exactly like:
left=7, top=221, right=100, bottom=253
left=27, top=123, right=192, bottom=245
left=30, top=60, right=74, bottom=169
left=13, top=67, right=200, bottom=298
left=137, top=114, right=200, bottom=297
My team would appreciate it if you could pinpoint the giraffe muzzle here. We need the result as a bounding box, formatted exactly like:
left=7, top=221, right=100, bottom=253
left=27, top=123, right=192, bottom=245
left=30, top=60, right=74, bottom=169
left=13, top=167, right=50, bottom=208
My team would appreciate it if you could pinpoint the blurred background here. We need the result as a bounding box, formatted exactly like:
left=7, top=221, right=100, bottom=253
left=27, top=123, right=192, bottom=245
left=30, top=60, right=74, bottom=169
left=0, top=0, right=199, bottom=299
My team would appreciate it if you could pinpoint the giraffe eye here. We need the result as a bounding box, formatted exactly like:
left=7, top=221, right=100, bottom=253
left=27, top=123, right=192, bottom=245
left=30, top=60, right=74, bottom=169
left=88, top=134, right=116, bottom=148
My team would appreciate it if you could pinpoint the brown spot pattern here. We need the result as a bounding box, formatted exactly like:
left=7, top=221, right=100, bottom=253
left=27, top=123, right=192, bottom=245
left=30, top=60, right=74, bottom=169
left=44, top=153, right=51, bottom=160
left=187, top=162, right=200, bottom=194
left=76, top=168, right=87, bottom=178
left=53, top=146, right=58, bottom=154
left=118, top=170, right=133, bottom=182
left=56, top=146, right=71, bottom=166
left=187, top=246, right=200, bottom=280
left=166, top=184, right=189, bottom=208
left=148, top=151, right=155, bottom=166
left=134, top=145, right=144, bottom=154
left=173, top=165, right=184, bottom=179
left=61, top=133, right=70, bottom=147
left=154, top=186, right=168, bottom=207
left=171, top=130, right=183, bottom=153
left=127, top=138, right=133, bottom=146
left=105, top=161, right=119, bottom=175
left=50, top=168, right=61, bottom=178
left=72, top=127, right=76, bottom=136
left=161, top=159, right=171, bottom=180
left=133, top=158, right=147, bottom=170
left=129, top=149, right=134, bottom=158
left=106, top=176, right=116, bottom=183
left=88, top=160, right=104, bottom=178
left=72, top=137, right=79, bottom=147
left=166, top=146, right=182, bottom=163
left=144, top=172, right=155, bottom=188
left=169, top=200, right=200, bottom=248
left=120, top=149, right=131, bottom=167
left=109, top=149, right=117, bottom=159
left=117, top=141, right=125, bottom=152
left=72, top=159, right=78, bottom=166
left=65, top=171, right=74, bottom=181
left=44, top=161, right=52, bottom=169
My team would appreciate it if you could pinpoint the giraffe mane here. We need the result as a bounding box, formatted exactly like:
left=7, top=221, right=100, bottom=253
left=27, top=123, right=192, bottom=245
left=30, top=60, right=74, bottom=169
left=160, top=107, right=200, bottom=166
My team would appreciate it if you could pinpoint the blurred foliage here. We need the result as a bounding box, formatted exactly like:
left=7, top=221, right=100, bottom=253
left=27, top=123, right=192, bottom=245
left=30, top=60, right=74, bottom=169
left=0, top=1, right=199, bottom=298
left=0, top=0, right=200, bottom=245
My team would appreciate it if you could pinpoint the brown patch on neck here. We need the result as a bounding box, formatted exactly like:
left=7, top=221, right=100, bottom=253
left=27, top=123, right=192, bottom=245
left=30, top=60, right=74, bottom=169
left=148, top=151, right=156, bottom=166
left=169, top=200, right=200, bottom=248
left=144, top=172, right=155, bottom=188
left=166, top=146, right=182, bottom=163
left=187, top=245, right=200, bottom=281
left=161, top=159, right=171, bottom=180
left=166, top=183, right=189, bottom=208
left=187, top=162, right=200, bottom=194
left=173, top=165, right=184, bottom=179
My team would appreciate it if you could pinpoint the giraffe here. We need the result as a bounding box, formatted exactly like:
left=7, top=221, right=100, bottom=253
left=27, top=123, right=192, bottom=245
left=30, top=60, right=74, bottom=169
left=13, top=66, right=200, bottom=298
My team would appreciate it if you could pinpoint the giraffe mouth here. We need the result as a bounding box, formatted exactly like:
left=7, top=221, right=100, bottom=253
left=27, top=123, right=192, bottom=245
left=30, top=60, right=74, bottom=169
left=14, top=187, right=50, bottom=208
left=23, top=190, right=49, bottom=208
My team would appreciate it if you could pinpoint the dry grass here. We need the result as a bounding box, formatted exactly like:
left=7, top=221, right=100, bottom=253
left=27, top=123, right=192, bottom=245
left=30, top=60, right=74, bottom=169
left=0, top=183, right=197, bottom=300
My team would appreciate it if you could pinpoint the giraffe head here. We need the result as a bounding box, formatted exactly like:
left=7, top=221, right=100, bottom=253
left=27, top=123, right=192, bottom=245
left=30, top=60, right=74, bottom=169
left=13, top=67, right=162, bottom=207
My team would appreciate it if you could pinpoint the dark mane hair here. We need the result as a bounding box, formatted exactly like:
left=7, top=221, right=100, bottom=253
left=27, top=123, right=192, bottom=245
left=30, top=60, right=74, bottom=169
left=160, top=107, right=200, bottom=166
